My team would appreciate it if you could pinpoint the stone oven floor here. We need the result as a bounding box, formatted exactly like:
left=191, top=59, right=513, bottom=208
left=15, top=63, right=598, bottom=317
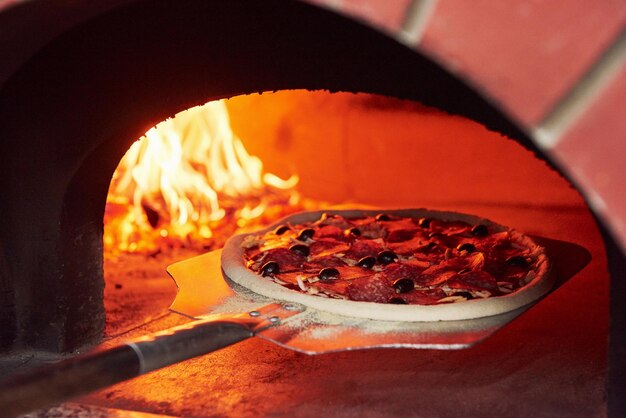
left=14, top=201, right=610, bottom=417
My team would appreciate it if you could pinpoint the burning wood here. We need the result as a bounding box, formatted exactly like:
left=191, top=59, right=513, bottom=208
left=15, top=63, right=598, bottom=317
left=104, top=100, right=309, bottom=253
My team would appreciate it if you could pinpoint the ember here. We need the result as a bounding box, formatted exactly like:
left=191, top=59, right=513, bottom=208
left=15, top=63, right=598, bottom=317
left=104, top=99, right=307, bottom=253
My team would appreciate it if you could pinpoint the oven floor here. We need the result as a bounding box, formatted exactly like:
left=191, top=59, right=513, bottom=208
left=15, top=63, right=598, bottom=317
left=24, top=202, right=608, bottom=417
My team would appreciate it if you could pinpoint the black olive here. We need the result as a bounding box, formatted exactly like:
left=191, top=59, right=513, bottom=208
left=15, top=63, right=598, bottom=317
left=471, top=224, right=488, bottom=237
left=345, top=227, right=361, bottom=237
left=418, top=217, right=432, bottom=228
left=458, top=268, right=471, bottom=275
left=297, top=228, right=315, bottom=241
left=377, top=250, right=398, bottom=265
left=506, top=255, right=528, bottom=268
left=260, top=261, right=280, bottom=276
left=375, top=213, right=391, bottom=221
left=318, top=267, right=340, bottom=281
left=289, top=244, right=310, bottom=257
left=454, top=291, right=475, bottom=300
left=357, top=256, right=376, bottom=269
left=388, top=297, right=407, bottom=304
left=393, top=278, right=415, bottom=294
left=274, top=225, right=289, bottom=235
left=456, top=243, right=476, bottom=253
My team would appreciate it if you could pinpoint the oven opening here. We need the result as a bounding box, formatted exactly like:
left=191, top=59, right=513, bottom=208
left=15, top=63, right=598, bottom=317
left=101, top=89, right=602, bottom=347
left=105, top=88, right=583, bottom=257
left=86, top=90, right=609, bottom=416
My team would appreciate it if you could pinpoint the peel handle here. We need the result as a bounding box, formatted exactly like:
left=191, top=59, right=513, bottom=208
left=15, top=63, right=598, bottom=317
left=0, top=316, right=257, bottom=417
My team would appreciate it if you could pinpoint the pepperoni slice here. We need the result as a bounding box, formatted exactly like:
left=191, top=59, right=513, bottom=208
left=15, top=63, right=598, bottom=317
left=310, top=279, right=352, bottom=297
left=274, top=271, right=316, bottom=285
left=416, top=269, right=458, bottom=287
left=428, top=233, right=465, bottom=250
left=315, top=213, right=353, bottom=230
left=351, top=220, right=387, bottom=239
left=388, top=238, right=427, bottom=256
left=344, top=239, right=384, bottom=260
left=429, top=219, right=471, bottom=236
left=446, top=270, right=499, bottom=294
left=250, top=247, right=306, bottom=270
left=401, top=288, right=447, bottom=305
left=479, top=233, right=529, bottom=277
left=385, top=218, right=419, bottom=242
left=346, top=275, right=395, bottom=303
left=382, top=261, right=429, bottom=284
left=315, top=225, right=344, bottom=239
left=308, top=238, right=350, bottom=257
left=440, top=252, right=485, bottom=271
left=304, top=255, right=347, bottom=269
left=305, top=264, right=372, bottom=280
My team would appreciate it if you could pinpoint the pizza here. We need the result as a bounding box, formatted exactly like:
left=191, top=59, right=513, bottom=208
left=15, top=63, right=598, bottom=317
left=221, top=209, right=552, bottom=321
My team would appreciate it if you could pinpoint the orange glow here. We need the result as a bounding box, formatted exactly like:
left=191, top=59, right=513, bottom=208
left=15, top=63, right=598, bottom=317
left=104, top=100, right=300, bottom=253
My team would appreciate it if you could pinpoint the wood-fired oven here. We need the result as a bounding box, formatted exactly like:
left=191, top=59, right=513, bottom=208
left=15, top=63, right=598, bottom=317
left=0, top=0, right=624, bottom=416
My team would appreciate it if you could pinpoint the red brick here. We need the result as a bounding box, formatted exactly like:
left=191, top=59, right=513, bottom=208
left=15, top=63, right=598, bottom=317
left=554, top=63, right=626, bottom=250
left=0, top=0, right=21, bottom=12
left=419, top=0, right=626, bottom=125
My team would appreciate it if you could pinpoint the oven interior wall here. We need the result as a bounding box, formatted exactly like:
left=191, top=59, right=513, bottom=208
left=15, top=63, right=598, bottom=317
left=102, top=89, right=594, bottom=337
left=227, top=90, right=582, bottom=211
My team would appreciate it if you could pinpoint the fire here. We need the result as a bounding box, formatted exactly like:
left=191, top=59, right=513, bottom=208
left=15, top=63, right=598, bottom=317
left=104, top=99, right=301, bottom=253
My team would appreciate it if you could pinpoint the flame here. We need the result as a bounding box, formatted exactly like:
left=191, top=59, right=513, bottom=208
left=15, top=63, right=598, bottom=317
left=104, top=99, right=300, bottom=253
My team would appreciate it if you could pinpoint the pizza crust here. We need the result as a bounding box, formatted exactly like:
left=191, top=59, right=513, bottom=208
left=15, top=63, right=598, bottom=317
left=221, top=209, right=553, bottom=322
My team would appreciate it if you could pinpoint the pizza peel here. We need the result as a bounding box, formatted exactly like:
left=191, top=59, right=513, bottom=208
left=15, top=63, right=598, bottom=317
left=0, top=236, right=588, bottom=416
